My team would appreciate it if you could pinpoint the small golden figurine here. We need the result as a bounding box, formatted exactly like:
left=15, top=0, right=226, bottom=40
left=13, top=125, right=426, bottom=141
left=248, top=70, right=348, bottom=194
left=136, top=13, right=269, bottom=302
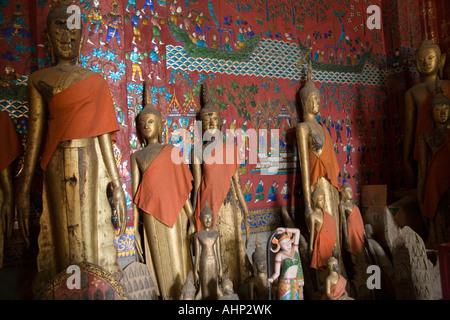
left=194, top=202, right=223, bottom=300
left=267, top=227, right=304, bottom=300
left=309, top=187, right=337, bottom=271
left=339, top=182, right=365, bottom=258
left=323, top=256, right=353, bottom=300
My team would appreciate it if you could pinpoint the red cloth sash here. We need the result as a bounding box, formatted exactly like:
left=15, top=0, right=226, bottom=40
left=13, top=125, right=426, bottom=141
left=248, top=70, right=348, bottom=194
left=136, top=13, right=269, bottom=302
left=41, top=73, right=119, bottom=170
left=309, top=123, right=341, bottom=191
left=134, top=145, right=193, bottom=228
left=423, top=131, right=450, bottom=219
left=346, top=205, right=365, bottom=256
left=311, top=210, right=337, bottom=269
left=0, top=111, right=21, bottom=172
left=195, top=141, right=243, bottom=230
left=414, top=80, right=450, bottom=161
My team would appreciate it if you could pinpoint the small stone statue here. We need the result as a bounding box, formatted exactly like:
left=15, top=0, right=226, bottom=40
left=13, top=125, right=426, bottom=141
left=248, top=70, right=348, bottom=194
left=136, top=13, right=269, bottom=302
left=194, top=202, right=223, bottom=300
left=248, top=236, right=268, bottom=300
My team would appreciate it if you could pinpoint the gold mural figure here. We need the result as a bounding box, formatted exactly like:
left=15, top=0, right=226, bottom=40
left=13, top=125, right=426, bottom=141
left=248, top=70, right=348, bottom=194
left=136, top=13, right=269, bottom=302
left=191, top=83, right=252, bottom=296
left=404, top=40, right=449, bottom=187
left=16, top=4, right=126, bottom=294
left=131, top=84, right=195, bottom=300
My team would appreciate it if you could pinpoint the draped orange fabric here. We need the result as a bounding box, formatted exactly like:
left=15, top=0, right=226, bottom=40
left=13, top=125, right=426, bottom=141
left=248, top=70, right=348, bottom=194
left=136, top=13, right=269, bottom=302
left=414, top=80, right=450, bottom=162
left=311, top=210, right=337, bottom=269
left=309, top=124, right=341, bottom=191
left=134, top=145, right=193, bottom=227
left=0, top=111, right=21, bottom=173
left=40, top=73, right=119, bottom=171
left=195, top=141, right=243, bottom=230
left=321, top=275, right=347, bottom=300
left=346, top=205, right=365, bottom=256
left=423, top=131, right=450, bottom=219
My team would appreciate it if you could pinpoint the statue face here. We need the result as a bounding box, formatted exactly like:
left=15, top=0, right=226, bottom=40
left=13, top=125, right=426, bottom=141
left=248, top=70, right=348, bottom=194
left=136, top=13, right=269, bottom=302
left=279, top=237, right=292, bottom=252
left=306, top=93, right=320, bottom=115
left=48, top=16, right=82, bottom=63
left=344, top=187, right=353, bottom=200
left=201, top=112, right=220, bottom=134
left=415, top=48, right=441, bottom=76
left=138, top=113, right=161, bottom=142
left=432, top=103, right=450, bottom=125
left=200, top=212, right=213, bottom=228
left=313, top=194, right=325, bottom=210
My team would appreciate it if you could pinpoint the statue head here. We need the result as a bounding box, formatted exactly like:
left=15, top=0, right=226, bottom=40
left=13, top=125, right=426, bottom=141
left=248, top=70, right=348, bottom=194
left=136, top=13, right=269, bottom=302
left=200, top=201, right=214, bottom=228
left=430, top=84, right=450, bottom=126
left=341, top=182, right=353, bottom=201
left=327, top=256, right=339, bottom=272
left=137, top=82, right=163, bottom=144
left=46, top=3, right=83, bottom=65
left=415, top=40, right=446, bottom=79
left=198, top=82, right=221, bottom=135
left=299, top=61, right=320, bottom=117
left=311, top=187, right=325, bottom=210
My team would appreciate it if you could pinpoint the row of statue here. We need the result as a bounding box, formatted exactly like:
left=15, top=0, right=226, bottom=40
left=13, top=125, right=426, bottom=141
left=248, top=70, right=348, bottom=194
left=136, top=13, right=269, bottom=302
left=0, top=3, right=448, bottom=300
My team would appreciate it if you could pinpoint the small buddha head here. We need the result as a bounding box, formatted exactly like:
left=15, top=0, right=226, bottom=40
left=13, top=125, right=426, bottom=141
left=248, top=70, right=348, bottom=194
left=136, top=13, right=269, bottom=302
left=430, top=79, right=450, bottom=126
left=46, top=3, right=83, bottom=64
left=341, top=182, right=353, bottom=201
left=299, top=62, right=321, bottom=117
left=327, top=256, right=339, bottom=272
left=311, top=187, right=326, bottom=210
left=414, top=40, right=446, bottom=78
left=198, top=82, right=221, bottom=137
left=137, top=83, right=163, bottom=144
left=200, top=201, right=214, bottom=229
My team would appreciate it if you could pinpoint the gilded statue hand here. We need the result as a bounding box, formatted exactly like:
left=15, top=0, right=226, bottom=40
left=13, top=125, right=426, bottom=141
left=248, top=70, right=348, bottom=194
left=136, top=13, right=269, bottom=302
left=112, top=181, right=127, bottom=238
left=16, top=190, right=30, bottom=248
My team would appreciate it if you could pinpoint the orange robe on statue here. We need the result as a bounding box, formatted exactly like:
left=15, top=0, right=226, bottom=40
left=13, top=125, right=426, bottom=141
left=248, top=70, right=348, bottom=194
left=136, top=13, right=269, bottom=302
left=311, top=210, right=337, bottom=269
left=321, top=275, right=347, bottom=300
left=195, top=141, right=243, bottom=230
left=134, top=145, right=193, bottom=226
left=309, top=124, right=341, bottom=191
left=423, top=131, right=450, bottom=219
left=0, top=111, right=21, bottom=172
left=346, top=205, right=365, bottom=256
left=40, top=73, right=119, bottom=171
left=414, top=80, right=450, bottom=162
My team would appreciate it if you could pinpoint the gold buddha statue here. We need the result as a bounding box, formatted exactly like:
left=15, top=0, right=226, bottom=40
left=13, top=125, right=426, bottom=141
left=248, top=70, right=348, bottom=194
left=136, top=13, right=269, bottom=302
left=191, top=82, right=252, bottom=296
left=404, top=40, right=449, bottom=187
left=131, top=83, right=195, bottom=299
left=295, top=64, right=343, bottom=261
left=17, top=3, right=126, bottom=294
